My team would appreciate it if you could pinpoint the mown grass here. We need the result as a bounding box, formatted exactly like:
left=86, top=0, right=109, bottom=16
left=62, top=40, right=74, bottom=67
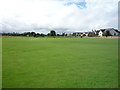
left=0, top=36, right=2, bottom=89
left=2, top=37, right=118, bottom=88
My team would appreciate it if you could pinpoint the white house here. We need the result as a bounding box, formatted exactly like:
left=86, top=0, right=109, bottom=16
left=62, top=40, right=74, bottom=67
left=108, top=29, right=119, bottom=36
left=98, top=29, right=106, bottom=37
left=98, top=30, right=103, bottom=37
left=97, top=28, right=120, bottom=37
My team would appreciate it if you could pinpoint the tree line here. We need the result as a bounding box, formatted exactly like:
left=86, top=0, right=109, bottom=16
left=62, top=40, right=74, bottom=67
left=1, top=30, right=68, bottom=37
left=1, top=30, right=119, bottom=37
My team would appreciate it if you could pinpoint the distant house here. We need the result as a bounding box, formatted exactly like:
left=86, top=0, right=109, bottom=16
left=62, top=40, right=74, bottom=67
left=88, top=32, right=95, bottom=37
left=73, top=32, right=89, bottom=37
left=98, top=29, right=106, bottom=37
left=67, top=33, right=72, bottom=36
left=72, top=32, right=83, bottom=36
left=97, top=28, right=120, bottom=37
left=83, top=32, right=88, bottom=36
left=98, top=30, right=103, bottom=37
left=114, top=30, right=120, bottom=36
left=27, top=34, right=30, bottom=37
left=108, top=29, right=120, bottom=36
left=76, top=32, right=83, bottom=36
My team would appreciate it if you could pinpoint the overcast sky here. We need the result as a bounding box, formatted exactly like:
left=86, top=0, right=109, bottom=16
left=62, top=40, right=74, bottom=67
left=0, top=0, right=119, bottom=33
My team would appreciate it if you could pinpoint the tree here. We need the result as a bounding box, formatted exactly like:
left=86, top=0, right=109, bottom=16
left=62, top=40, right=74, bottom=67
left=36, top=33, right=40, bottom=37
left=47, top=33, right=50, bottom=36
left=57, top=34, right=60, bottom=36
left=31, top=32, right=36, bottom=37
left=104, top=31, right=111, bottom=37
left=72, top=33, right=76, bottom=37
left=50, top=30, right=56, bottom=36
left=62, top=32, right=65, bottom=36
left=40, top=33, right=45, bottom=37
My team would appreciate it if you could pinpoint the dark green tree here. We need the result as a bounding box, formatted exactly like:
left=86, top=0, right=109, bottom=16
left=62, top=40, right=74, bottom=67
left=31, top=32, right=36, bottom=37
left=50, top=30, right=56, bottom=36
left=62, top=33, right=65, bottom=36
left=72, top=33, right=76, bottom=37
left=104, top=31, right=111, bottom=37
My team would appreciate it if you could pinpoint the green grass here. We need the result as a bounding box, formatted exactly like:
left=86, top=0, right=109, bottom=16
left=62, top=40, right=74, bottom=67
left=0, top=37, right=2, bottom=89
left=2, top=37, right=118, bottom=88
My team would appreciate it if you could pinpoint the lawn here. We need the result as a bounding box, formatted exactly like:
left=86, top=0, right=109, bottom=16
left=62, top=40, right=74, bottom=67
left=0, top=36, right=2, bottom=89
left=2, top=37, right=118, bottom=88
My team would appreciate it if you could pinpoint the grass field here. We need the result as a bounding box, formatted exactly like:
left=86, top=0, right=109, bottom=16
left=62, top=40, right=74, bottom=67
left=0, top=37, right=2, bottom=89
left=2, top=37, right=118, bottom=88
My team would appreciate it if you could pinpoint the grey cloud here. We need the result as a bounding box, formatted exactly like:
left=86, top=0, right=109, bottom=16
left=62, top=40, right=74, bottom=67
left=0, top=0, right=118, bottom=33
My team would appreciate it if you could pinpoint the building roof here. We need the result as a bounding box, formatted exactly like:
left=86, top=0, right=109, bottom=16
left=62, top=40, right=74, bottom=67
left=114, top=30, right=120, bottom=33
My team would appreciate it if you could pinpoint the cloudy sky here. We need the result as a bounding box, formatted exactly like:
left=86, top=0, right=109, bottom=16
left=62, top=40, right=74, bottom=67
left=0, top=0, right=119, bottom=33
